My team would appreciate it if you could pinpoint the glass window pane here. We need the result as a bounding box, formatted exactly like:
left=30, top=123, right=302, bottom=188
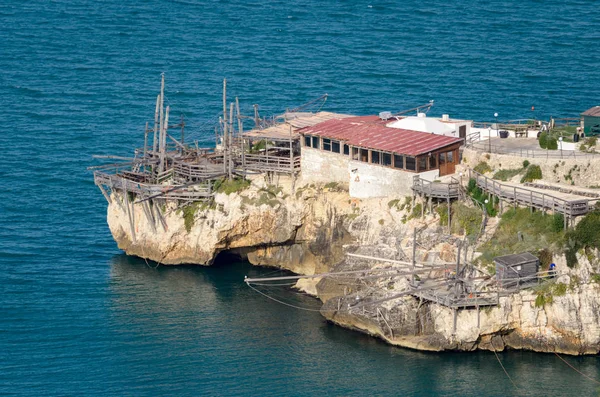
left=343, top=144, right=350, bottom=155
left=360, top=149, right=368, bottom=162
left=394, top=154, right=403, bottom=169
left=383, top=153, right=392, bottom=166
left=418, top=157, right=427, bottom=171
left=371, top=151, right=380, bottom=164
left=405, top=156, right=416, bottom=171
left=312, top=136, right=320, bottom=149
left=323, top=138, right=331, bottom=151
left=304, top=135, right=311, bottom=147
left=332, top=140, right=340, bottom=153
left=439, top=152, right=446, bottom=164
left=429, top=154, right=437, bottom=169
left=447, top=151, right=454, bottom=163
left=352, top=147, right=359, bottom=160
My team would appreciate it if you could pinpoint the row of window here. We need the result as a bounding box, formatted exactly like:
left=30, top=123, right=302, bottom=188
left=304, top=134, right=457, bottom=172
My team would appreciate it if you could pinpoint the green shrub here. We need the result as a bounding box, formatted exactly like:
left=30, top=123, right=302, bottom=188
left=451, top=202, right=483, bottom=239
left=546, top=137, right=558, bottom=150
left=476, top=208, right=565, bottom=266
left=591, top=274, right=600, bottom=283
left=474, top=161, right=492, bottom=174
left=535, top=294, right=548, bottom=308
left=182, top=202, right=201, bottom=232
left=564, top=209, right=600, bottom=268
left=410, top=203, right=422, bottom=219
left=388, top=199, right=400, bottom=209
left=565, top=248, right=578, bottom=268
left=523, top=160, right=530, bottom=168
left=520, top=164, right=542, bottom=183
left=551, top=213, right=564, bottom=233
left=539, top=132, right=548, bottom=149
left=538, top=248, right=553, bottom=269
left=436, top=203, right=449, bottom=226
left=467, top=178, right=477, bottom=193
left=214, top=177, right=251, bottom=195
left=533, top=281, right=567, bottom=307
left=493, top=168, right=522, bottom=181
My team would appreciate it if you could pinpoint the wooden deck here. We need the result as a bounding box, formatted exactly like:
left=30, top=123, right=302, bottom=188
left=471, top=170, right=596, bottom=217
left=242, top=154, right=301, bottom=174
left=411, top=176, right=460, bottom=199
left=410, top=281, right=499, bottom=309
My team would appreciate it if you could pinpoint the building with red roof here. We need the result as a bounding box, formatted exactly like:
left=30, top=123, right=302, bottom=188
left=299, top=115, right=464, bottom=198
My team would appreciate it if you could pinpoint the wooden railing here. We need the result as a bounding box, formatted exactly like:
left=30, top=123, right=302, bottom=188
left=467, top=141, right=600, bottom=159
left=242, top=154, right=301, bottom=173
left=173, top=160, right=225, bottom=181
left=412, top=176, right=460, bottom=199
left=94, top=171, right=213, bottom=200
left=470, top=170, right=591, bottom=217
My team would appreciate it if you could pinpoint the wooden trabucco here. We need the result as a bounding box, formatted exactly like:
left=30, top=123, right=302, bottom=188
left=92, top=75, right=320, bottom=217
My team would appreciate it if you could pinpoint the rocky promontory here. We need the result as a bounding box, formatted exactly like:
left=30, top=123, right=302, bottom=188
left=106, top=174, right=600, bottom=355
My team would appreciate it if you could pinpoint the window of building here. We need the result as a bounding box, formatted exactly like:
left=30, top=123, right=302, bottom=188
left=429, top=153, right=437, bottom=169
left=352, top=147, right=359, bottom=160
left=405, top=156, right=416, bottom=171
left=343, top=144, right=350, bottom=155
left=371, top=151, right=380, bottom=164
left=312, top=136, right=320, bottom=149
left=382, top=153, right=392, bottom=167
left=394, top=154, right=404, bottom=169
left=418, top=156, right=427, bottom=171
left=360, top=148, right=369, bottom=162
left=332, top=140, right=340, bottom=153
left=304, top=135, right=311, bottom=147
left=447, top=151, right=454, bottom=163
left=323, top=138, right=331, bottom=151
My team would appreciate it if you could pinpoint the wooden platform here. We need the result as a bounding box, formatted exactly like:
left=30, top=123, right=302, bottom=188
left=411, top=176, right=460, bottom=199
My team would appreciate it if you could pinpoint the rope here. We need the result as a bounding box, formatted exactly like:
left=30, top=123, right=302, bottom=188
left=554, top=352, right=600, bottom=385
left=493, top=349, right=520, bottom=391
left=246, top=283, right=325, bottom=312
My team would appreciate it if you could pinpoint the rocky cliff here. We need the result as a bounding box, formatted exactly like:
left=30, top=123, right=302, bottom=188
left=106, top=175, right=600, bottom=355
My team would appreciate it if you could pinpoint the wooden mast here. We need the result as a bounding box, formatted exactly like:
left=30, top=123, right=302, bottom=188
left=222, top=79, right=228, bottom=178
left=158, top=73, right=165, bottom=173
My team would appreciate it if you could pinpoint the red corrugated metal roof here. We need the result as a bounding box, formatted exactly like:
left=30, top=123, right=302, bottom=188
left=300, top=116, right=463, bottom=156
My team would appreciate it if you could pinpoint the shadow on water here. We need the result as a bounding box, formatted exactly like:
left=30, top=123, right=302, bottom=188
left=107, top=254, right=600, bottom=396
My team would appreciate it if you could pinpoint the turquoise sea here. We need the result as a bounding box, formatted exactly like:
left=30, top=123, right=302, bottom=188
left=1, top=1, right=599, bottom=395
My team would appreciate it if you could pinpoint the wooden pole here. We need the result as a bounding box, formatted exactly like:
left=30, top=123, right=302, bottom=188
left=289, top=125, right=293, bottom=173
left=180, top=114, right=185, bottom=149
left=158, top=74, right=165, bottom=173
left=222, top=79, right=228, bottom=179
left=159, top=106, right=170, bottom=173
left=143, top=122, right=149, bottom=173
left=236, top=96, right=242, bottom=135
left=229, top=102, right=235, bottom=180
left=153, top=94, right=160, bottom=155
left=254, top=104, right=259, bottom=128
left=447, top=196, right=451, bottom=232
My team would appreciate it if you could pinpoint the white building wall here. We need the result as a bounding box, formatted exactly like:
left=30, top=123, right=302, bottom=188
left=348, top=161, right=439, bottom=198
left=300, top=147, right=349, bottom=184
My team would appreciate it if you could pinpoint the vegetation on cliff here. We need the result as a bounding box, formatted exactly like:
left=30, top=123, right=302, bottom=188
left=476, top=208, right=564, bottom=267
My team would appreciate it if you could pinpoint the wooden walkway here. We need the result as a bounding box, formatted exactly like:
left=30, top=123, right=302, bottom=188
left=470, top=170, right=595, bottom=218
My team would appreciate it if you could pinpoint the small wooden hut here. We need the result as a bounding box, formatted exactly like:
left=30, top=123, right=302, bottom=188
left=494, top=252, right=539, bottom=290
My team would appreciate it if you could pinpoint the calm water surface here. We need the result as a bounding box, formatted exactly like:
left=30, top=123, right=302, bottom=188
left=1, top=0, right=599, bottom=395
